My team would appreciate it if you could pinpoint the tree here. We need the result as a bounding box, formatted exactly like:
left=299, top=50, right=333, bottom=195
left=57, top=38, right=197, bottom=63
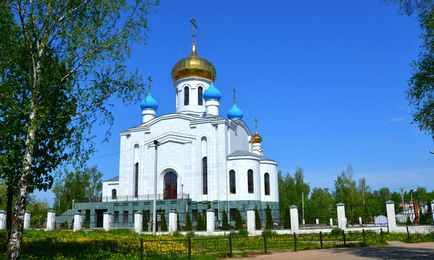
left=221, top=210, right=229, bottom=231
left=160, top=213, right=167, bottom=232
left=196, top=212, right=205, bottom=231
left=391, top=0, right=434, bottom=139
left=334, top=166, right=361, bottom=224
left=265, top=205, right=273, bottom=230
left=26, top=197, right=49, bottom=228
left=1, top=1, right=157, bottom=257
left=255, top=207, right=262, bottom=230
left=52, top=167, right=103, bottom=214
left=306, top=188, right=334, bottom=223
left=142, top=211, right=149, bottom=232
left=185, top=212, right=192, bottom=231
left=234, top=208, right=244, bottom=230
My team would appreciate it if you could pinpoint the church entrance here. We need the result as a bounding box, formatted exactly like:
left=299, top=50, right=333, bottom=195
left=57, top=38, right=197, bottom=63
left=163, top=171, right=177, bottom=199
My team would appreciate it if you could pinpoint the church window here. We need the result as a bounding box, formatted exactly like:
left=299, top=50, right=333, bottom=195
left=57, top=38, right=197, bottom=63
left=229, top=208, right=237, bottom=221
left=112, top=189, right=117, bottom=200
left=248, top=169, right=254, bottom=193
left=114, top=211, right=119, bottom=223
left=202, top=156, right=208, bottom=194
left=123, top=211, right=128, bottom=223
left=134, top=162, right=139, bottom=198
left=198, top=86, right=203, bottom=105
left=264, top=173, right=270, bottom=195
left=164, top=171, right=177, bottom=199
left=184, top=86, right=190, bottom=105
left=229, top=170, right=236, bottom=194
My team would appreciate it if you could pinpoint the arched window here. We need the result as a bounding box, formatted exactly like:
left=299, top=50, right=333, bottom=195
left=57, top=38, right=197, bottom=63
left=229, top=170, right=236, bottom=194
left=134, top=162, right=139, bottom=198
left=112, top=189, right=117, bottom=200
left=184, top=86, right=189, bottom=105
left=264, top=173, right=270, bottom=195
left=198, top=86, right=203, bottom=105
left=164, top=171, right=177, bottom=200
left=248, top=170, right=254, bottom=193
left=202, top=156, right=208, bottom=195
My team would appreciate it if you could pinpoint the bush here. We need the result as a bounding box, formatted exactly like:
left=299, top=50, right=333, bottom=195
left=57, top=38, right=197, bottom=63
left=186, top=231, right=195, bottom=238
left=222, top=210, right=229, bottom=231
left=262, top=229, right=277, bottom=237
left=160, top=213, right=168, bottom=231
left=238, top=227, right=248, bottom=237
left=234, top=208, right=244, bottom=230
left=196, top=212, right=205, bottom=231
left=330, top=227, right=343, bottom=237
left=255, top=208, right=261, bottom=230
left=185, top=212, right=192, bottom=231
left=265, top=205, right=273, bottom=230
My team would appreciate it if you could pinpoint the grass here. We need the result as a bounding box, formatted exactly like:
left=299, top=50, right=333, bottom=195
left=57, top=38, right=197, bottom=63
left=0, top=229, right=433, bottom=259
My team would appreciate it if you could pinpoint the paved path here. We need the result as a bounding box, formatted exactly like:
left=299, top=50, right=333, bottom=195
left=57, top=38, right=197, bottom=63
left=224, top=241, right=434, bottom=259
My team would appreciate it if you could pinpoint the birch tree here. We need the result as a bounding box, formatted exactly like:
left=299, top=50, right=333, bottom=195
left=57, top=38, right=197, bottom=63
left=0, top=1, right=157, bottom=258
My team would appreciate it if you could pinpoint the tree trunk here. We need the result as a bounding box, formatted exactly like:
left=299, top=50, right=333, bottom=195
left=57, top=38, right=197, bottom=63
left=6, top=106, right=37, bottom=260
left=6, top=186, right=14, bottom=240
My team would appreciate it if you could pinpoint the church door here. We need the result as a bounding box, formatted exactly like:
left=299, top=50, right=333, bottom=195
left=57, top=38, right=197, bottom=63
left=164, top=171, right=177, bottom=200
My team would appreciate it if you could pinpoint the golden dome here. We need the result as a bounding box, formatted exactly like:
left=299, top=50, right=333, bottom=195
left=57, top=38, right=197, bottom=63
left=251, top=131, right=262, bottom=144
left=172, top=43, right=216, bottom=82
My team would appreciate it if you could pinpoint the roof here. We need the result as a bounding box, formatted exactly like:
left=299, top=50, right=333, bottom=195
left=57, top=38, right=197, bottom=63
left=227, top=150, right=276, bottom=163
left=104, top=176, right=119, bottom=182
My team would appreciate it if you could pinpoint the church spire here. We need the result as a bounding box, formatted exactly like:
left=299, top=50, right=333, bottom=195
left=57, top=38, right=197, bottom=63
left=191, top=18, right=198, bottom=54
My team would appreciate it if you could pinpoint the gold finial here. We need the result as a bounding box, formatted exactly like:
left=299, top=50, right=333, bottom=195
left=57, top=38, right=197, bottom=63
left=233, top=88, right=237, bottom=104
left=251, top=117, right=263, bottom=143
left=190, top=18, right=198, bottom=54
left=147, top=76, right=152, bottom=94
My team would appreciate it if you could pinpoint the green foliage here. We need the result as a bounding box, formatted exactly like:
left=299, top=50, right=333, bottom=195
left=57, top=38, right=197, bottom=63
left=142, top=211, right=149, bottom=232
left=160, top=213, right=168, bottom=232
left=196, top=212, right=205, bottom=231
left=177, top=213, right=181, bottom=231
left=221, top=210, right=229, bottom=231
left=305, top=187, right=334, bottom=223
left=185, top=212, right=192, bottom=231
left=265, top=205, right=273, bottom=230
left=234, top=208, right=244, bottom=230
left=254, top=208, right=261, bottom=230
left=186, top=231, right=195, bottom=238
left=26, top=197, right=49, bottom=228
left=330, top=227, right=343, bottom=237
left=237, top=228, right=249, bottom=237
left=262, top=229, right=277, bottom=237
left=282, top=207, right=290, bottom=229
left=52, top=166, right=103, bottom=214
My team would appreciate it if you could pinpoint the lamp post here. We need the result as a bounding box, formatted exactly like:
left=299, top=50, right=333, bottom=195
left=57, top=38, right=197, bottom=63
left=152, top=140, right=159, bottom=234
left=301, top=192, right=305, bottom=225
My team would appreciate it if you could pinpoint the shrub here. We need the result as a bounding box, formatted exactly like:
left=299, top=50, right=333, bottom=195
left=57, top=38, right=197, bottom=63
left=238, top=227, right=248, bottom=237
left=265, top=205, right=273, bottom=230
left=160, top=213, right=168, bottom=231
left=262, top=229, right=277, bottom=237
left=330, top=227, right=343, bottom=237
left=234, top=208, right=244, bottom=230
left=255, top=208, right=261, bottom=230
left=185, top=212, right=192, bottom=231
left=196, top=212, right=205, bottom=231
left=222, top=210, right=229, bottom=231
left=142, top=211, right=149, bottom=232
left=186, top=231, right=195, bottom=238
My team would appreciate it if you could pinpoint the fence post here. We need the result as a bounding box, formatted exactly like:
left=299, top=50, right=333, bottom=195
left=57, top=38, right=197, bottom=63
left=336, top=203, right=346, bottom=230
left=263, top=232, right=268, bottom=254
left=169, top=210, right=178, bottom=233
left=320, top=231, right=323, bottom=249
left=386, top=201, right=397, bottom=232
left=0, top=211, right=6, bottom=230
left=134, top=212, right=143, bottom=233
left=293, top=233, right=297, bottom=252
left=406, top=225, right=410, bottom=240
left=290, top=205, right=299, bottom=233
left=24, top=211, right=31, bottom=229
left=103, top=212, right=112, bottom=232
left=206, top=209, right=215, bottom=234
left=46, top=210, right=56, bottom=231
left=431, top=200, right=434, bottom=225
left=380, top=228, right=384, bottom=241
left=188, top=237, right=192, bottom=258
left=246, top=208, right=255, bottom=235
left=342, top=230, right=346, bottom=246
left=140, top=238, right=144, bottom=260
left=362, top=229, right=366, bottom=242
left=228, top=234, right=233, bottom=257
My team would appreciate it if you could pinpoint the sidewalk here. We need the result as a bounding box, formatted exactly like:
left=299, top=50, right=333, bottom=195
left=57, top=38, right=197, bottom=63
left=224, top=241, right=434, bottom=259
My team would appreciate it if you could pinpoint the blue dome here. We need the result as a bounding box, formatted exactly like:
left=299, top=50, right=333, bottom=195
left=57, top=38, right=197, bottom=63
left=203, top=83, right=222, bottom=101
left=227, top=103, right=243, bottom=120
left=140, top=93, right=158, bottom=110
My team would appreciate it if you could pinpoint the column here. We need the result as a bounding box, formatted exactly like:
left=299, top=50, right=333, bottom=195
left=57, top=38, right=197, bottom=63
left=336, top=203, right=346, bottom=230
left=0, top=210, right=6, bottom=230
left=315, top=218, right=319, bottom=225
left=46, top=210, right=56, bottom=231
left=134, top=212, right=143, bottom=233
left=169, top=210, right=178, bottom=233
left=73, top=213, right=82, bottom=232
left=246, top=208, right=255, bottom=235
left=24, top=211, right=31, bottom=229
left=103, top=212, right=112, bottom=231
left=206, top=209, right=215, bottom=234
left=359, top=217, right=363, bottom=225
left=431, top=200, right=434, bottom=225
left=386, top=200, right=397, bottom=232
left=290, top=205, right=299, bottom=233
left=329, top=218, right=333, bottom=226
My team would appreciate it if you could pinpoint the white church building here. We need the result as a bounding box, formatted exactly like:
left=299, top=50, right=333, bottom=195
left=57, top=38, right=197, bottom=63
left=59, top=36, right=279, bottom=229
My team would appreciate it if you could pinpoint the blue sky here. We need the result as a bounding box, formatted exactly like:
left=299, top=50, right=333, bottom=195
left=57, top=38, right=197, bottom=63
left=36, top=0, right=434, bottom=203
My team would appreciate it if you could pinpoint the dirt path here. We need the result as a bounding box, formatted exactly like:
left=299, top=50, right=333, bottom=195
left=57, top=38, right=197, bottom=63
left=224, top=241, right=434, bottom=259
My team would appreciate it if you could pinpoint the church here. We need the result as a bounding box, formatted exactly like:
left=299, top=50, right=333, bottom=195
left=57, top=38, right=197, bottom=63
left=59, top=31, right=279, bottom=229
